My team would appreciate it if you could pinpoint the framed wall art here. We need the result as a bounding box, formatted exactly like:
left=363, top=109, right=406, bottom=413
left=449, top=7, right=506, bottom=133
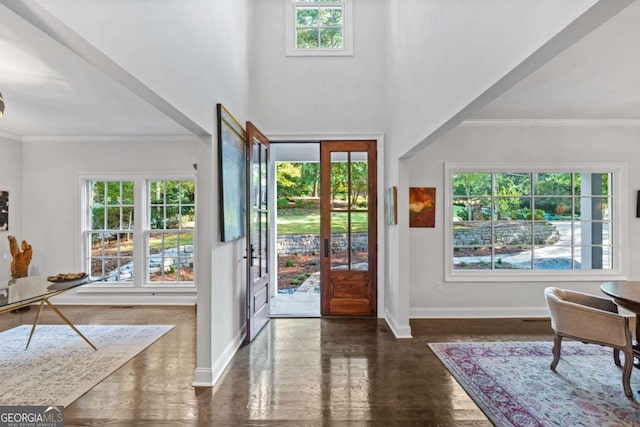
left=0, top=190, right=8, bottom=231
left=385, top=186, right=397, bottom=225
left=409, top=187, right=436, bottom=228
left=216, top=104, right=246, bottom=242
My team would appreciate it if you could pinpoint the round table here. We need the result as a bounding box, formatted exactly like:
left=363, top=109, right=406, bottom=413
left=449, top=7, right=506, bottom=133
left=601, top=281, right=640, bottom=366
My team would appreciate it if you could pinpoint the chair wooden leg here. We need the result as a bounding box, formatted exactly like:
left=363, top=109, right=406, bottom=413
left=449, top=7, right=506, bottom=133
left=622, top=346, right=634, bottom=398
left=613, top=348, right=621, bottom=367
left=551, top=334, right=562, bottom=371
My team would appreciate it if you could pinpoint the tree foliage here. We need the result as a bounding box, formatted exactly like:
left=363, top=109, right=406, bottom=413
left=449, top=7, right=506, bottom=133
left=453, top=172, right=610, bottom=220
left=91, top=180, right=195, bottom=232
left=277, top=162, right=320, bottom=199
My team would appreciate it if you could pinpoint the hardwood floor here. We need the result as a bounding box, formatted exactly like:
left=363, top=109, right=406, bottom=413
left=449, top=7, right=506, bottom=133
left=0, top=305, right=555, bottom=426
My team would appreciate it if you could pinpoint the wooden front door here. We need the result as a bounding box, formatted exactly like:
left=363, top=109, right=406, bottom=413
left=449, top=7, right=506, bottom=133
left=320, top=140, right=377, bottom=316
left=245, top=122, right=271, bottom=342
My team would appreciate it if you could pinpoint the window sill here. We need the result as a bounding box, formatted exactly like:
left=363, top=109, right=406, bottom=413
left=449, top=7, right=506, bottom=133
left=77, top=285, right=196, bottom=294
left=286, top=48, right=353, bottom=57
left=445, top=270, right=626, bottom=283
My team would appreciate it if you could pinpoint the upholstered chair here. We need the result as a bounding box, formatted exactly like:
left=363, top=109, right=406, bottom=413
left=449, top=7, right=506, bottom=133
left=544, top=287, right=634, bottom=398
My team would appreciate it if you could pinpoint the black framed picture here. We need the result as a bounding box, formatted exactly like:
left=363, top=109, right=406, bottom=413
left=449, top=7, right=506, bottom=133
left=216, top=104, right=246, bottom=242
left=0, top=190, right=8, bottom=231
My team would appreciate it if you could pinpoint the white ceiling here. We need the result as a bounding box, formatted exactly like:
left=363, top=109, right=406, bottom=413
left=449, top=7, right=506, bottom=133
left=0, top=4, right=190, bottom=139
left=471, top=1, right=640, bottom=121
left=0, top=2, right=638, bottom=140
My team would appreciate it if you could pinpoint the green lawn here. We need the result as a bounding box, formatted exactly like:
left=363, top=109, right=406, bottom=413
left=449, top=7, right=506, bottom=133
left=277, top=212, right=368, bottom=235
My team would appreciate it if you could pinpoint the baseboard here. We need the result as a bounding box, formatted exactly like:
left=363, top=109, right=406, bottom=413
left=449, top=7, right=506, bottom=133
left=384, top=308, right=412, bottom=338
left=192, top=324, right=246, bottom=387
left=49, top=294, right=197, bottom=305
left=410, top=306, right=550, bottom=318
left=192, top=368, right=214, bottom=387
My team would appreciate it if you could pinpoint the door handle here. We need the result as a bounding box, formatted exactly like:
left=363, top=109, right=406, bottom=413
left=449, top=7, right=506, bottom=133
left=324, top=239, right=329, bottom=258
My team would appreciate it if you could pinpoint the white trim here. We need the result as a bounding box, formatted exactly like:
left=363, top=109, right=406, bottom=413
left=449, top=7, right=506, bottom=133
left=384, top=308, right=412, bottom=338
left=285, top=0, right=353, bottom=57
left=192, top=323, right=246, bottom=387
left=78, top=173, right=197, bottom=289
left=461, top=119, right=640, bottom=128
left=22, top=135, right=199, bottom=143
left=443, top=162, right=628, bottom=283
left=77, top=285, right=197, bottom=293
left=192, top=368, right=215, bottom=388
left=410, top=306, right=551, bottom=319
left=267, top=132, right=381, bottom=141
left=265, top=132, right=385, bottom=317
left=0, top=130, right=22, bottom=142
left=49, top=293, right=196, bottom=305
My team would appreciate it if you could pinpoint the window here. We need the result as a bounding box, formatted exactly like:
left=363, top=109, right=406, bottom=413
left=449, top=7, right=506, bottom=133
left=83, top=176, right=196, bottom=287
left=86, top=180, right=135, bottom=282
left=445, top=164, right=626, bottom=282
left=148, top=180, right=195, bottom=282
left=286, top=0, right=353, bottom=56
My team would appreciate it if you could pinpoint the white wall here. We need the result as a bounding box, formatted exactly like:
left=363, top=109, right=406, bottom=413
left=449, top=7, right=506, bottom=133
left=0, top=136, right=22, bottom=281
left=408, top=124, right=640, bottom=318
left=36, top=0, right=251, bottom=132
left=32, top=0, right=254, bottom=386
left=250, top=0, right=386, bottom=133
left=385, top=0, right=598, bottom=158
left=382, top=0, right=614, bottom=336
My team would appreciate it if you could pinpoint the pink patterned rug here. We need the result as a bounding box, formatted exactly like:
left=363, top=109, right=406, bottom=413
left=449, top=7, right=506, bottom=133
left=428, top=341, right=640, bottom=426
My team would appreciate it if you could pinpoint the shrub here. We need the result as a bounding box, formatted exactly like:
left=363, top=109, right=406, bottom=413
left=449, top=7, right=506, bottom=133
left=290, top=279, right=300, bottom=286
left=284, top=259, right=295, bottom=267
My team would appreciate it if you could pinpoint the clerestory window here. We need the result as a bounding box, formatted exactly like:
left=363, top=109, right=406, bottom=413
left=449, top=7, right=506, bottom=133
left=286, top=0, right=353, bottom=56
left=444, top=163, right=627, bottom=282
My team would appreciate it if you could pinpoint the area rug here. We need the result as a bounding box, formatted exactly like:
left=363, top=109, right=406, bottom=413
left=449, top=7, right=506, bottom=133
left=428, top=341, right=640, bottom=426
left=0, top=324, right=175, bottom=407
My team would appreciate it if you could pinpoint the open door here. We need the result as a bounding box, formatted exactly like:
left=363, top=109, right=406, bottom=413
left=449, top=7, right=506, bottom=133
left=245, top=122, right=271, bottom=342
left=320, top=140, right=377, bottom=316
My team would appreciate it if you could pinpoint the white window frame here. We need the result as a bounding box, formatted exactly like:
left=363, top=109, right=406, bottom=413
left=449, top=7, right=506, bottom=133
left=285, top=0, right=353, bottom=57
left=444, top=162, right=628, bottom=283
left=145, top=178, right=196, bottom=285
left=78, top=173, right=196, bottom=292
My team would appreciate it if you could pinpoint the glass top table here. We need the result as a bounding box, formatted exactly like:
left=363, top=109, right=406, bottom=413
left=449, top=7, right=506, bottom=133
left=0, top=275, right=103, bottom=350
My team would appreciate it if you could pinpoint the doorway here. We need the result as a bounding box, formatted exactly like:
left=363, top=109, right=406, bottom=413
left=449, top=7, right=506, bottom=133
left=270, top=142, right=321, bottom=317
left=269, top=140, right=378, bottom=317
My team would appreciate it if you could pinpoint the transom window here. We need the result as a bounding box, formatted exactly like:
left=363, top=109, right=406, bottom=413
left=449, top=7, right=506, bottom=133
left=286, top=0, right=353, bottom=56
left=83, top=176, right=195, bottom=286
left=445, top=164, right=626, bottom=281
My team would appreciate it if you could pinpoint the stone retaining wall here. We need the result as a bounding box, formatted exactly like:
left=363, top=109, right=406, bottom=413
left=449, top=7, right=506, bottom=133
left=454, top=222, right=559, bottom=246
left=277, top=233, right=368, bottom=255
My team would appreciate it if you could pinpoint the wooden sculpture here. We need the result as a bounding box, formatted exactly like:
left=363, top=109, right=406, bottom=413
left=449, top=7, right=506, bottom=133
left=8, top=235, right=32, bottom=278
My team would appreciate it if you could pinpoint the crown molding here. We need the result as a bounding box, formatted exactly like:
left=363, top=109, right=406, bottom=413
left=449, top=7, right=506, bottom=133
left=266, top=132, right=385, bottom=142
left=461, top=119, right=640, bottom=127
left=20, top=134, right=200, bottom=143
left=0, top=130, right=23, bottom=142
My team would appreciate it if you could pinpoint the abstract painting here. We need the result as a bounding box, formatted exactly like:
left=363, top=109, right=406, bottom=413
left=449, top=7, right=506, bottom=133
left=409, top=187, right=435, bottom=227
left=217, top=104, right=246, bottom=242
left=385, top=186, right=397, bottom=225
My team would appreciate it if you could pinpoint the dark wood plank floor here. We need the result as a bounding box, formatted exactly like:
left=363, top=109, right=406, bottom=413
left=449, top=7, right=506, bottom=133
left=0, top=305, right=555, bottom=426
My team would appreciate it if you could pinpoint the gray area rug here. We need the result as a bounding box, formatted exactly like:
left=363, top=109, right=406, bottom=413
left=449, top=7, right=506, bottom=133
left=0, top=324, right=175, bottom=407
